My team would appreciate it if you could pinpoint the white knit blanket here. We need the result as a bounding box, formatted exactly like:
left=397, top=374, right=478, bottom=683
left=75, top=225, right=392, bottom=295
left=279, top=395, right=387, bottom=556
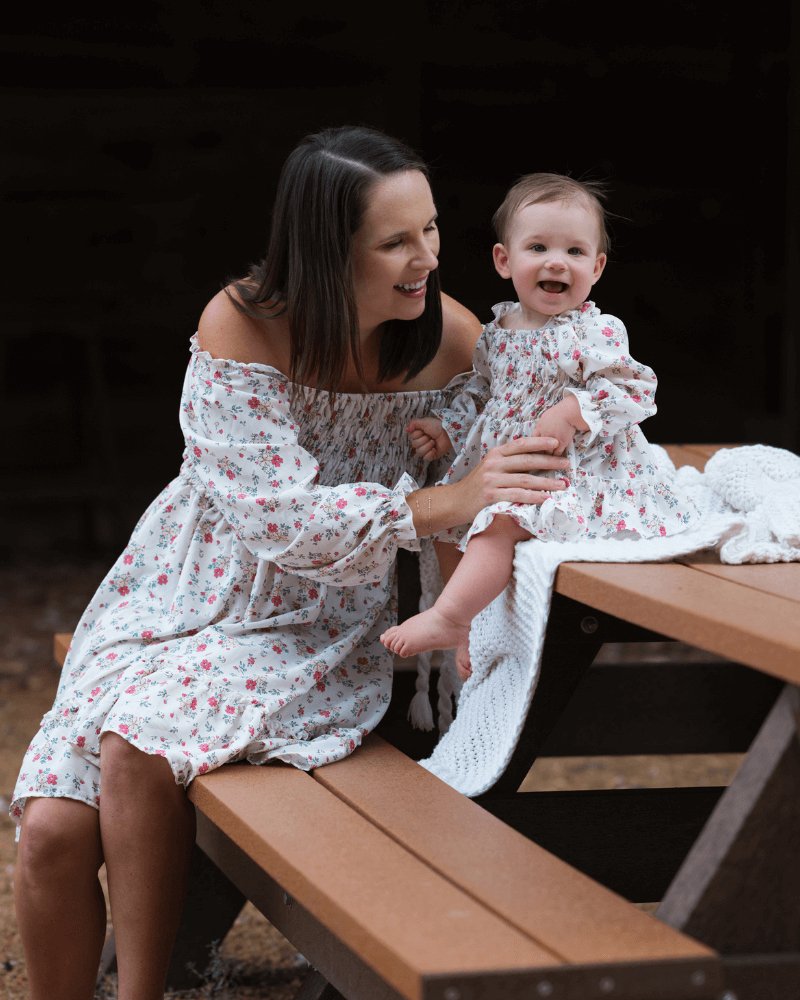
left=419, top=444, right=800, bottom=797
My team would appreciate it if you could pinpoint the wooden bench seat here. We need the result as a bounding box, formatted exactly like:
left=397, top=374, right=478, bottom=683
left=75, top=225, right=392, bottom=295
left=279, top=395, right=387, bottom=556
left=190, top=736, right=720, bottom=1000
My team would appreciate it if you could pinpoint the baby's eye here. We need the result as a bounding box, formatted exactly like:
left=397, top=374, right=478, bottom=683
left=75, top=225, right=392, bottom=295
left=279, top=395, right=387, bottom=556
left=568, top=247, right=585, bottom=256
left=530, top=243, right=546, bottom=252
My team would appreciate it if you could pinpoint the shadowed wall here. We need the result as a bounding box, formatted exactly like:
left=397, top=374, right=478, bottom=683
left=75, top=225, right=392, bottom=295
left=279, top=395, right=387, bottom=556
left=2, top=2, right=796, bottom=558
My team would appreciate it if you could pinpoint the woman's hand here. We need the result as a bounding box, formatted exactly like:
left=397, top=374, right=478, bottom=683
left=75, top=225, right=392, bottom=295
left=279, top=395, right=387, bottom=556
left=410, top=436, right=570, bottom=535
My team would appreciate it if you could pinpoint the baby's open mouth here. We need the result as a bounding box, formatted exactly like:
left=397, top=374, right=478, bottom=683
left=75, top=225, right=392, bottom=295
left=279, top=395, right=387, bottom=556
left=539, top=281, right=568, bottom=293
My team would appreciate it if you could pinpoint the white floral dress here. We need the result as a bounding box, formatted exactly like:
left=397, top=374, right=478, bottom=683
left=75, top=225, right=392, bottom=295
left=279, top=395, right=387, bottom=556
left=11, top=335, right=456, bottom=825
left=436, top=300, right=700, bottom=547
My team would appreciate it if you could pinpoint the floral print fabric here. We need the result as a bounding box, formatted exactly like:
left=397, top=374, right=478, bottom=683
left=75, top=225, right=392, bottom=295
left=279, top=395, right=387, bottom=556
left=11, top=336, right=458, bottom=824
left=437, top=301, right=700, bottom=547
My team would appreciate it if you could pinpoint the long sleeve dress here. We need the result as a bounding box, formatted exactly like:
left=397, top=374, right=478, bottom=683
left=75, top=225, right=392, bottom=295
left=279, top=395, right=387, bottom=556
left=436, top=300, right=699, bottom=547
left=11, top=335, right=459, bottom=825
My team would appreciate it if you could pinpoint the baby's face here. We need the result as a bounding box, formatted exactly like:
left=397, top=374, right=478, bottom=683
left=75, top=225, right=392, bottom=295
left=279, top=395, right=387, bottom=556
left=493, top=197, right=607, bottom=328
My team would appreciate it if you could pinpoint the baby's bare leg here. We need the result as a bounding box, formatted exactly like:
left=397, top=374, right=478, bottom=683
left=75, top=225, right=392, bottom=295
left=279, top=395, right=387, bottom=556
left=381, top=515, right=529, bottom=661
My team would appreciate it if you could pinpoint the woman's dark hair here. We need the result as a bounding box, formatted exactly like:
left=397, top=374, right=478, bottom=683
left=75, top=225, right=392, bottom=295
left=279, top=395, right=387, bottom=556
left=227, top=125, right=442, bottom=391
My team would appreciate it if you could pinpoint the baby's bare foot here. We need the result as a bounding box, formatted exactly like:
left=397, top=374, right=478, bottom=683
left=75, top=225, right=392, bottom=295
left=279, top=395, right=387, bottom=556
left=455, top=640, right=472, bottom=681
left=381, top=606, right=469, bottom=658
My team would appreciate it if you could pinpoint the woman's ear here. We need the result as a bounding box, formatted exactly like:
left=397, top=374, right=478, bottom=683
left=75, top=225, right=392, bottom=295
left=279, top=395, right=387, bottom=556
left=492, top=243, right=512, bottom=279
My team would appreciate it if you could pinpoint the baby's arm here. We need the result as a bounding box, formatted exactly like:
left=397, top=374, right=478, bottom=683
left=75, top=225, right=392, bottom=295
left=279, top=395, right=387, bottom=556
left=534, top=395, right=589, bottom=455
left=407, top=416, right=454, bottom=462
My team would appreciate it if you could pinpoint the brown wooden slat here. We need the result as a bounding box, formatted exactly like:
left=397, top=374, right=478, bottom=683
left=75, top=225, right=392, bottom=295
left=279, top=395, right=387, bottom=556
left=188, top=762, right=559, bottom=1000
left=313, top=737, right=716, bottom=973
left=53, top=632, right=71, bottom=665
left=554, top=562, right=800, bottom=684
left=677, top=554, right=800, bottom=602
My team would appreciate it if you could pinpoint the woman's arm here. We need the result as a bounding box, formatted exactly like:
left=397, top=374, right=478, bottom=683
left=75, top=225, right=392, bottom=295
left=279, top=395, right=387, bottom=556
left=406, top=435, right=569, bottom=536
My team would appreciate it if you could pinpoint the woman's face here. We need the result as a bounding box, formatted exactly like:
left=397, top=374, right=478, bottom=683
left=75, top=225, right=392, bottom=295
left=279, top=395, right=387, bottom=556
left=350, top=170, right=440, bottom=337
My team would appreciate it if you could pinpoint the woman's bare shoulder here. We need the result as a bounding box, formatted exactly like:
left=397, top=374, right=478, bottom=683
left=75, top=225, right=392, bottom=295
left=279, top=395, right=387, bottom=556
left=438, top=292, right=483, bottom=377
left=197, top=287, right=288, bottom=369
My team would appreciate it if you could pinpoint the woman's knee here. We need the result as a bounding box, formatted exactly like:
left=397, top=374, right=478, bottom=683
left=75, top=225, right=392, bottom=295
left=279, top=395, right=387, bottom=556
left=100, top=731, right=184, bottom=798
left=18, top=798, right=103, bottom=880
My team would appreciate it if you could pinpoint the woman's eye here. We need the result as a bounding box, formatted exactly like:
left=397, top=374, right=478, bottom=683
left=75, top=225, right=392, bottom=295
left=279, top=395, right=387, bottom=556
left=383, top=240, right=403, bottom=250
left=425, top=222, right=438, bottom=233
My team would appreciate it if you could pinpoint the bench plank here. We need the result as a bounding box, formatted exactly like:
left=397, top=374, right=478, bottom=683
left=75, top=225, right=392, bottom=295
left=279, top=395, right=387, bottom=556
left=189, top=761, right=560, bottom=1000
left=313, top=738, right=717, bottom=980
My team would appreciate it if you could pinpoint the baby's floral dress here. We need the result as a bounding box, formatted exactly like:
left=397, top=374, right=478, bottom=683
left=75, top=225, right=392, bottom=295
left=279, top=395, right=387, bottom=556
left=11, top=335, right=458, bottom=825
left=436, top=300, right=700, bottom=547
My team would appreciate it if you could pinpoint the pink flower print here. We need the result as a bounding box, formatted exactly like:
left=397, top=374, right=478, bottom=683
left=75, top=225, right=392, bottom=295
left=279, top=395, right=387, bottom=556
left=189, top=697, right=197, bottom=710
left=158, top=573, right=168, bottom=585
left=316, top=680, right=326, bottom=692
left=626, top=489, right=634, bottom=496
left=203, top=532, right=213, bottom=543
left=199, top=743, right=209, bottom=751
left=226, top=469, right=235, bottom=480
left=105, top=653, right=117, bottom=661
left=631, top=394, right=641, bottom=403
left=246, top=679, right=257, bottom=690
left=572, top=349, right=582, bottom=360
left=617, top=520, right=627, bottom=531
left=271, top=644, right=282, bottom=654
left=247, top=396, right=259, bottom=409
left=596, top=390, right=609, bottom=401
left=118, top=724, right=129, bottom=734
left=76, top=736, right=86, bottom=748
left=182, top=676, right=192, bottom=686
left=355, top=487, right=367, bottom=496
left=193, top=445, right=202, bottom=457
left=225, top=705, right=236, bottom=714
left=125, top=686, right=136, bottom=694
left=207, top=697, right=218, bottom=708
left=200, top=659, right=212, bottom=670
left=198, top=763, right=209, bottom=774
left=214, top=567, right=224, bottom=578
left=91, top=687, right=101, bottom=697
left=328, top=628, right=340, bottom=639
left=271, top=454, right=283, bottom=467
left=659, top=525, right=667, bottom=536
left=141, top=630, right=153, bottom=641
left=47, top=774, right=58, bottom=785
left=336, top=498, right=347, bottom=509
left=308, top=588, right=318, bottom=600
left=271, top=595, right=282, bottom=606
left=207, top=595, right=217, bottom=604
left=118, top=585, right=130, bottom=596
left=256, top=498, right=266, bottom=506
left=197, top=643, right=207, bottom=651
left=123, top=554, right=133, bottom=565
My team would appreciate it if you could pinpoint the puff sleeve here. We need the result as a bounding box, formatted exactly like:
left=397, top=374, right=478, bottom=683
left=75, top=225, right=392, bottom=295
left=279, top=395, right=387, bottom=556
left=180, top=355, right=421, bottom=586
left=553, top=304, right=657, bottom=445
left=433, top=326, right=493, bottom=453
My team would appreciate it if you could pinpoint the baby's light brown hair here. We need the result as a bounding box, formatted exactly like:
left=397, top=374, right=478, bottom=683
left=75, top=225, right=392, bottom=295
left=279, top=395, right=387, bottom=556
left=492, top=173, right=610, bottom=253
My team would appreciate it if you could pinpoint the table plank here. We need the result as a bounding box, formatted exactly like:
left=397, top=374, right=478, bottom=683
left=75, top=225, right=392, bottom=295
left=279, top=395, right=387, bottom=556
left=554, top=562, right=800, bottom=684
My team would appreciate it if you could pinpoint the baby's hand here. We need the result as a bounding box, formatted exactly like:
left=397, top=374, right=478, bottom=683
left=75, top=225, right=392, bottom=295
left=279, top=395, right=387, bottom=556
left=534, top=398, right=585, bottom=455
left=407, top=417, right=453, bottom=461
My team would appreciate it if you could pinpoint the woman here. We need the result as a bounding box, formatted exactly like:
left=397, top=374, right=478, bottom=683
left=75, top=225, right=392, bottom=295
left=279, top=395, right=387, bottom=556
left=11, top=125, right=568, bottom=1000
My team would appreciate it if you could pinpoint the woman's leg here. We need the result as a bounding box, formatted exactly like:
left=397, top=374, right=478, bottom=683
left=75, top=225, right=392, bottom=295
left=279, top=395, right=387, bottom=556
left=99, top=733, right=196, bottom=1000
left=15, top=797, right=107, bottom=1000
left=381, top=515, right=529, bottom=662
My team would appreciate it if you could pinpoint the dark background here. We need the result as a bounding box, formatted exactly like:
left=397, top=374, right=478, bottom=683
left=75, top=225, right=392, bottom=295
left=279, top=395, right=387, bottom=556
left=2, top=1, right=797, bottom=563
